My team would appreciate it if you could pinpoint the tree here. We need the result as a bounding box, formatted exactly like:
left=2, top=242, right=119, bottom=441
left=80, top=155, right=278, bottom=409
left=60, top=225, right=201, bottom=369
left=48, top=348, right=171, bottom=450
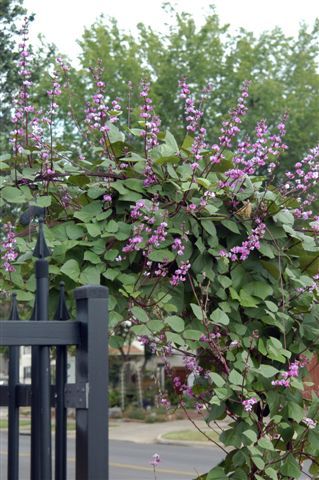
left=53, top=6, right=319, bottom=172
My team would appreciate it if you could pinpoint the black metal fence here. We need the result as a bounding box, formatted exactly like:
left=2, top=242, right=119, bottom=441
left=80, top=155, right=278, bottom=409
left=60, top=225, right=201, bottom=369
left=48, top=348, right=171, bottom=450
left=0, top=219, right=109, bottom=480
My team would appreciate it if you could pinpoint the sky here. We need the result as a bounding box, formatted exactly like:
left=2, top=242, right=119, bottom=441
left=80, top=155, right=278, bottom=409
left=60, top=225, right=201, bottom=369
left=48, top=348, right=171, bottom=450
left=24, top=0, right=319, bottom=62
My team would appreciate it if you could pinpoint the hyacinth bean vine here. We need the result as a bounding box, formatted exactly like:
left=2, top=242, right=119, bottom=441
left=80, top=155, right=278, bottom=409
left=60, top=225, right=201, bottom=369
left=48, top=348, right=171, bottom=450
left=1, top=18, right=319, bottom=479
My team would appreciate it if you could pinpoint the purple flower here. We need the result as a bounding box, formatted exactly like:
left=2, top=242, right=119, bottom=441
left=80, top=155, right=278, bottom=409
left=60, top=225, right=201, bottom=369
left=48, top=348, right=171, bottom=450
left=271, top=361, right=302, bottom=388
left=303, top=417, right=317, bottom=429
left=170, top=261, right=191, bottom=286
left=172, top=238, right=185, bottom=256
left=159, top=396, right=170, bottom=408
left=222, top=220, right=266, bottom=262
left=195, top=402, right=205, bottom=413
left=130, top=200, right=145, bottom=219
left=150, top=453, right=160, bottom=467
left=242, top=397, right=257, bottom=412
left=183, top=355, right=203, bottom=375
left=1, top=223, right=18, bottom=272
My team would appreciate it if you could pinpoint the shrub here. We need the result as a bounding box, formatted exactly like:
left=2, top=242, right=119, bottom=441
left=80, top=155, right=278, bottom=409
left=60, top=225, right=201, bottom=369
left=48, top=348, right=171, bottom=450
left=1, top=18, right=319, bottom=479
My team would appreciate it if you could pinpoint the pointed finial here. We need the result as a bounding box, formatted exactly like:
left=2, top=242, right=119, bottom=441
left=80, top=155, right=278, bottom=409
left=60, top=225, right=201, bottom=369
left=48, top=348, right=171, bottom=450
left=9, top=293, right=20, bottom=321
left=54, top=282, right=70, bottom=321
left=33, top=217, right=51, bottom=258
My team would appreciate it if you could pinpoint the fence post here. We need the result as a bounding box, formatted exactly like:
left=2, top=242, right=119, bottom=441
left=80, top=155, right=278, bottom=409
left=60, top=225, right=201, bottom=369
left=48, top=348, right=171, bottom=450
left=74, top=285, right=109, bottom=480
left=54, top=282, right=70, bottom=480
left=30, top=297, right=41, bottom=479
left=31, top=218, right=52, bottom=480
left=8, top=293, right=20, bottom=480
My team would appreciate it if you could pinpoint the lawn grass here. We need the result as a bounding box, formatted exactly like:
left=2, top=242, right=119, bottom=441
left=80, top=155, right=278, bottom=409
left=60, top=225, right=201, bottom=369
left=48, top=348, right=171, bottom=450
left=0, top=419, right=76, bottom=430
left=162, top=429, right=220, bottom=443
left=0, top=419, right=30, bottom=429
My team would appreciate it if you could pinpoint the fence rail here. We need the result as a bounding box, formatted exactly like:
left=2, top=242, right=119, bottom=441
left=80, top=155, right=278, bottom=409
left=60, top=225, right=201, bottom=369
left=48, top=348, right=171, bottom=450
left=0, top=219, right=109, bottom=480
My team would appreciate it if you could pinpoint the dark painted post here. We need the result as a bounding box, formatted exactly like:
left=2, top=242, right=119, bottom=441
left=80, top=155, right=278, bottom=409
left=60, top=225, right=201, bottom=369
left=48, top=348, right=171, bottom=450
left=30, top=296, right=41, bottom=479
left=32, top=218, right=52, bottom=480
left=74, top=285, right=109, bottom=480
left=54, top=282, right=70, bottom=480
left=7, top=293, right=20, bottom=480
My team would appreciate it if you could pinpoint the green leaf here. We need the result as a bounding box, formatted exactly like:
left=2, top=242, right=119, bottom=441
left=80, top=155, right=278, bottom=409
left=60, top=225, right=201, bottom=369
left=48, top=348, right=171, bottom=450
left=274, top=210, right=294, bottom=225
left=131, top=324, right=149, bottom=336
left=84, top=251, right=100, bottom=264
left=181, top=134, right=194, bottom=151
left=61, top=259, right=80, bottom=281
left=2, top=186, right=26, bottom=203
left=183, top=330, right=202, bottom=340
left=255, top=364, right=279, bottom=378
left=165, top=315, right=185, bottom=332
left=79, top=266, right=100, bottom=284
left=148, top=249, right=175, bottom=263
left=147, top=320, right=164, bottom=332
left=103, top=268, right=120, bottom=281
left=68, top=174, right=90, bottom=186
left=104, top=249, right=119, bottom=261
left=166, top=332, right=185, bottom=346
left=252, top=456, right=265, bottom=470
left=16, top=290, right=34, bottom=301
left=206, top=466, right=228, bottom=480
left=66, top=223, right=84, bottom=240
left=74, top=201, right=103, bottom=222
left=109, top=335, right=125, bottom=349
left=197, top=177, right=211, bottom=189
left=258, top=242, right=275, bottom=258
left=229, top=287, right=240, bottom=301
left=87, top=186, right=106, bottom=199
left=190, top=303, right=204, bottom=320
left=131, top=306, right=149, bottom=323
left=220, top=428, right=242, bottom=448
left=265, top=300, right=278, bottom=312
left=287, top=402, right=305, bottom=423
left=265, top=467, right=278, bottom=480
left=164, top=130, right=179, bottom=153
left=201, top=219, right=217, bottom=237
left=244, top=282, right=273, bottom=299
left=221, top=220, right=241, bottom=234
left=280, top=453, right=302, bottom=478
left=105, top=220, right=118, bottom=233
left=209, top=372, right=225, bottom=387
left=229, top=369, right=244, bottom=385
left=86, top=223, right=101, bottom=237
left=239, top=289, right=258, bottom=307
left=31, top=195, right=51, bottom=207
left=107, top=121, right=125, bottom=143
left=218, top=275, right=232, bottom=289
left=243, top=429, right=257, bottom=444
left=210, top=308, right=230, bottom=325
left=258, top=437, right=275, bottom=451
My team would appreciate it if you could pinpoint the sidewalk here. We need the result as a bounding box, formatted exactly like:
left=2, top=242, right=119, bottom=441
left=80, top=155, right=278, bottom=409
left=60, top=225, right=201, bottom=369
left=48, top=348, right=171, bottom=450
left=109, top=418, right=229, bottom=445
left=0, top=414, right=228, bottom=446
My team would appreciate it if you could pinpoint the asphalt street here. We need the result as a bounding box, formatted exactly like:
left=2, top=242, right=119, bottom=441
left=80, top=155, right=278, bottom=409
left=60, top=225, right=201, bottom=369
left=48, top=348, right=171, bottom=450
left=0, top=431, right=311, bottom=479
left=0, top=431, right=223, bottom=480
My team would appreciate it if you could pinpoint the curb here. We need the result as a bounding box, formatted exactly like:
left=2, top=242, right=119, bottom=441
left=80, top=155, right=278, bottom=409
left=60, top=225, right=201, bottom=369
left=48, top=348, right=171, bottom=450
left=156, top=434, right=221, bottom=448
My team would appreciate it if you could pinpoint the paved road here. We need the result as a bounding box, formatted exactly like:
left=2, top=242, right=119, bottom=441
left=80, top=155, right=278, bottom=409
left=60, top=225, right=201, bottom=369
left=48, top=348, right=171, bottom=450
left=0, top=431, right=223, bottom=479
left=0, top=431, right=311, bottom=479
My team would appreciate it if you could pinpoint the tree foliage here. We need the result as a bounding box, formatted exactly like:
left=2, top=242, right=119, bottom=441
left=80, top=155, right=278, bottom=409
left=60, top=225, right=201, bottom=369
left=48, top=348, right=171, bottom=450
left=50, top=6, right=319, bottom=171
